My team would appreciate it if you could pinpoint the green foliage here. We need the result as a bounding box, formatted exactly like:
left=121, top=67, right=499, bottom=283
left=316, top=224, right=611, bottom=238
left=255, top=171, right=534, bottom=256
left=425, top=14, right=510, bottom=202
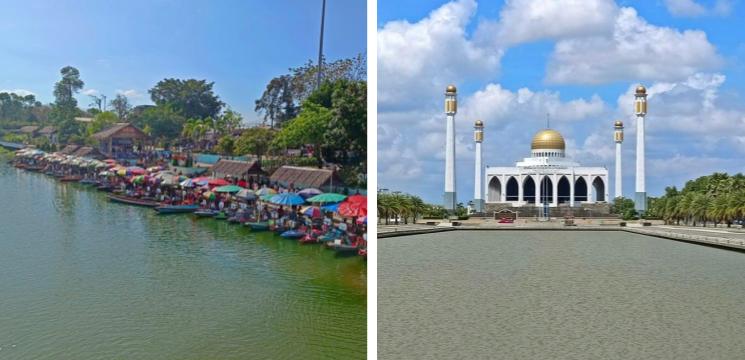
left=133, top=105, right=185, bottom=143
left=611, top=197, right=635, bottom=216
left=53, top=66, right=84, bottom=109
left=272, top=102, right=331, bottom=164
left=149, top=78, right=223, bottom=119
left=215, top=135, right=235, bottom=156
left=87, top=111, right=118, bottom=136
left=650, top=172, right=745, bottom=227
left=255, top=54, right=366, bottom=129
left=235, top=127, right=275, bottom=165
left=378, top=191, right=428, bottom=225
left=0, top=92, right=42, bottom=122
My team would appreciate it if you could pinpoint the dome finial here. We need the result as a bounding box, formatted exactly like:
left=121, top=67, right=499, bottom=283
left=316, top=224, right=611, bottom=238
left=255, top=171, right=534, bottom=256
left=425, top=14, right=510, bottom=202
left=531, top=129, right=565, bottom=150
left=635, top=85, right=646, bottom=95
left=446, top=84, right=457, bottom=93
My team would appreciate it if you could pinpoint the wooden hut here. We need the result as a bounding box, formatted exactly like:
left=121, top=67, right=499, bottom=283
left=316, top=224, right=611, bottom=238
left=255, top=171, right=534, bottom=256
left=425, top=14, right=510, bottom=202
left=270, top=166, right=344, bottom=192
left=92, top=123, right=147, bottom=156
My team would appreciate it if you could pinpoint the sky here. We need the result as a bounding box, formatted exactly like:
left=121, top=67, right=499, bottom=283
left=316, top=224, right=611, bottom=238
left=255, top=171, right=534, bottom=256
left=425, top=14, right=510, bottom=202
left=0, top=0, right=366, bottom=125
left=377, top=0, right=745, bottom=204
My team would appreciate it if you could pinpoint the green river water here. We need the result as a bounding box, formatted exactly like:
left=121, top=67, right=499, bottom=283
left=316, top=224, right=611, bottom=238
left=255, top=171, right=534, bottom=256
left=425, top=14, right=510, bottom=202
left=0, top=161, right=366, bottom=359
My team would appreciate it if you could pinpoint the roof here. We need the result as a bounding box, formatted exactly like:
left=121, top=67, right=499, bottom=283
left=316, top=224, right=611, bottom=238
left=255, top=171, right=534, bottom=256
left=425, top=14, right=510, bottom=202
left=71, top=146, right=105, bottom=159
left=38, top=126, right=57, bottom=134
left=270, top=166, right=344, bottom=189
left=74, top=117, right=94, bottom=123
left=19, top=126, right=39, bottom=133
left=92, top=123, right=147, bottom=141
left=59, top=144, right=81, bottom=154
left=211, top=159, right=263, bottom=178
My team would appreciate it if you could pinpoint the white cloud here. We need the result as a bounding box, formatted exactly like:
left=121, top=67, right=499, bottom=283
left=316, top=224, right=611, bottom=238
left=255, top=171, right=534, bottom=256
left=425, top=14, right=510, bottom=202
left=377, top=0, right=503, bottom=109
left=476, top=0, right=618, bottom=46
left=663, top=0, right=732, bottom=17
left=546, top=7, right=722, bottom=84
left=0, top=89, right=35, bottom=96
left=82, top=88, right=99, bottom=96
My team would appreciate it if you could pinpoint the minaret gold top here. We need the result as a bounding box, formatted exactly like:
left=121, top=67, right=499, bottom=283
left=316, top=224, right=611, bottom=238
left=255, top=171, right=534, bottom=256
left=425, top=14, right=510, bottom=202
left=634, top=84, right=647, bottom=115
left=474, top=120, right=483, bottom=142
left=614, top=120, right=624, bottom=142
left=445, top=84, right=457, bottom=114
left=614, top=120, right=623, bottom=129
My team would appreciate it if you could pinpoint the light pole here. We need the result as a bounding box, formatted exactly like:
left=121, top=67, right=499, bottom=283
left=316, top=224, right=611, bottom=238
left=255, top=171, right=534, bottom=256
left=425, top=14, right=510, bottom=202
left=316, top=0, right=326, bottom=90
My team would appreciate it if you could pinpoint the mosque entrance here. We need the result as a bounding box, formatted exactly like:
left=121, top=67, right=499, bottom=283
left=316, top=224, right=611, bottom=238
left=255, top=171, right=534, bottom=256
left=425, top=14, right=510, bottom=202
left=557, top=176, right=571, bottom=204
left=592, top=177, right=605, bottom=202
left=574, top=177, right=588, bottom=202
left=523, top=176, right=535, bottom=203
left=488, top=177, right=501, bottom=202
left=505, top=177, right=519, bottom=201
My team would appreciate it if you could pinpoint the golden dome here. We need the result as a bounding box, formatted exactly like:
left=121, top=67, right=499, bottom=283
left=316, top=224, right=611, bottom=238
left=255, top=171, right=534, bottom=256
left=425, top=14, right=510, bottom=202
left=635, top=85, right=646, bottom=94
left=531, top=129, right=565, bottom=150
left=614, top=120, right=623, bottom=127
left=446, top=84, right=457, bottom=93
left=474, top=119, right=483, bottom=127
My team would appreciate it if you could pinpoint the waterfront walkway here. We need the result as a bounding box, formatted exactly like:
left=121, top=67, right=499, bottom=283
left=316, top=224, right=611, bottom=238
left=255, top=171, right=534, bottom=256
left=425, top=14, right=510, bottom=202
left=378, top=222, right=745, bottom=251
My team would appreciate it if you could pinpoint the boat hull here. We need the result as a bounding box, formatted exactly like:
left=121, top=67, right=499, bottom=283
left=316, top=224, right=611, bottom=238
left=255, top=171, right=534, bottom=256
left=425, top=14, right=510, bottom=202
left=107, top=194, right=160, bottom=207
left=155, top=205, right=199, bottom=214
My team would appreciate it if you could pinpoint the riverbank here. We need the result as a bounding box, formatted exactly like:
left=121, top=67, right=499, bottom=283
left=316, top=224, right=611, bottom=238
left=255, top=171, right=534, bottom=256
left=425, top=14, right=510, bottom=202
left=378, top=222, right=745, bottom=252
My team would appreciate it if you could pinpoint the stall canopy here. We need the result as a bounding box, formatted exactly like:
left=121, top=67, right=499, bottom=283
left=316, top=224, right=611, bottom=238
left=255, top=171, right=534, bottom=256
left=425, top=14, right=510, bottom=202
left=210, top=159, right=264, bottom=179
left=71, top=146, right=106, bottom=160
left=270, top=166, right=344, bottom=191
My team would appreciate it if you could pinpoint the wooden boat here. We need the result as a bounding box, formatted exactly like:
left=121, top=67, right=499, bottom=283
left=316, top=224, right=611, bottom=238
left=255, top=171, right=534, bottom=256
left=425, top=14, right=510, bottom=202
left=328, top=242, right=359, bottom=255
left=194, top=209, right=219, bottom=217
left=59, top=175, right=83, bottom=182
left=25, top=165, right=44, bottom=172
left=280, top=230, right=306, bottom=239
left=244, top=222, right=270, bottom=231
left=79, top=179, right=98, bottom=185
left=14, top=163, right=27, bottom=169
left=154, top=204, right=199, bottom=214
left=97, top=184, right=114, bottom=192
left=107, top=194, right=160, bottom=207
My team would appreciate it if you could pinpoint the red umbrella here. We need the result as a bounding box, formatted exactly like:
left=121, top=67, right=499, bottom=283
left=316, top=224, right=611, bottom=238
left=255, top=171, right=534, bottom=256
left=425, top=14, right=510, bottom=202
left=338, top=200, right=367, bottom=217
left=208, top=178, right=230, bottom=187
left=346, top=194, right=367, bottom=203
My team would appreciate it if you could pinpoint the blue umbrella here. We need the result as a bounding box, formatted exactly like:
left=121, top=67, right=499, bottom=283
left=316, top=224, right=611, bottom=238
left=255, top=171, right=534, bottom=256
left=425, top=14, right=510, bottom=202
left=321, top=203, right=340, bottom=213
left=269, top=193, right=305, bottom=206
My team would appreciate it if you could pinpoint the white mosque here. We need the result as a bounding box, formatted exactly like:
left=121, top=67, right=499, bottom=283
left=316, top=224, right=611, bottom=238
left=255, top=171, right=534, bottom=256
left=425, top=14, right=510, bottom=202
left=443, top=84, right=648, bottom=215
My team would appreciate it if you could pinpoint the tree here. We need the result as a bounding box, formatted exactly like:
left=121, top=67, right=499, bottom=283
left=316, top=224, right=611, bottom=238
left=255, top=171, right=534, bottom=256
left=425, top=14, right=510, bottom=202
left=236, top=127, right=275, bottom=167
left=216, top=108, right=242, bottom=136
left=51, top=66, right=85, bottom=142
left=110, top=94, right=132, bottom=120
left=53, top=66, right=84, bottom=108
left=272, top=102, right=331, bottom=165
left=87, top=111, right=118, bottom=136
left=149, top=78, right=223, bottom=119
left=255, top=75, right=297, bottom=128
left=135, top=105, right=185, bottom=144
left=215, top=135, right=235, bottom=156
left=324, top=80, right=366, bottom=164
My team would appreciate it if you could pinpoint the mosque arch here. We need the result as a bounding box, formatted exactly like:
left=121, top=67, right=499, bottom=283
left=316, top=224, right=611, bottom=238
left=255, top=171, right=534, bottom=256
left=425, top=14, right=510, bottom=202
left=539, top=176, right=553, bottom=204
left=574, top=177, right=588, bottom=202
left=523, top=176, right=536, bottom=203
left=592, top=177, right=605, bottom=202
left=505, top=177, right=519, bottom=201
left=557, top=176, right=571, bottom=204
left=488, top=177, right=502, bottom=202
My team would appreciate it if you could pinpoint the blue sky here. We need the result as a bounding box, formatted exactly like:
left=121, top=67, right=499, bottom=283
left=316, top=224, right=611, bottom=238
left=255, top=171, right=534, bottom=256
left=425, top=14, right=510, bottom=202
left=378, top=0, right=745, bottom=204
left=0, top=0, right=366, bottom=125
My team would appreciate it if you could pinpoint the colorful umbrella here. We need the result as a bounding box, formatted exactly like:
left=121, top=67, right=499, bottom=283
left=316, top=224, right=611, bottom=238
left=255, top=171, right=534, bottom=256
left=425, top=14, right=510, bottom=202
left=260, top=194, right=275, bottom=201
left=127, top=166, right=146, bottom=175
left=297, top=188, right=323, bottom=199
left=131, top=175, right=147, bottom=184
left=338, top=201, right=367, bottom=217
left=321, top=203, right=340, bottom=213
left=202, top=191, right=215, bottom=200
left=208, top=178, right=230, bottom=187
left=356, top=216, right=367, bottom=224
left=307, top=193, right=347, bottom=203
left=255, top=187, right=277, bottom=196
left=301, top=206, right=322, bottom=218
left=214, top=185, right=244, bottom=193
left=236, top=189, right=257, bottom=200
left=269, top=193, right=305, bottom=206
left=346, top=194, right=367, bottom=204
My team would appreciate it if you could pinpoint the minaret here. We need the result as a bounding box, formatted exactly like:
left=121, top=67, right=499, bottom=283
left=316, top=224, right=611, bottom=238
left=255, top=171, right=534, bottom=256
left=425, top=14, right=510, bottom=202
left=444, top=85, right=457, bottom=211
left=614, top=120, right=624, bottom=199
left=634, top=85, right=647, bottom=213
left=473, top=120, right=484, bottom=213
